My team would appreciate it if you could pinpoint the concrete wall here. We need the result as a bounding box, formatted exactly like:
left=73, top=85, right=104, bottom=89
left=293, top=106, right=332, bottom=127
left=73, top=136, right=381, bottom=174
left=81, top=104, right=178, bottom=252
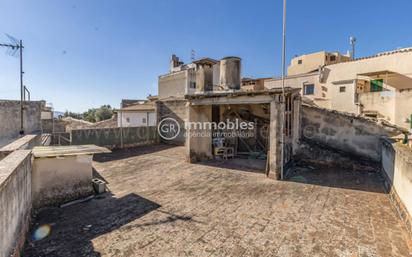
left=117, top=111, right=156, bottom=127
left=71, top=126, right=158, bottom=149
left=156, top=100, right=188, bottom=145
left=329, top=80, right=358, bottom=114
left=394, top=89, right=412, bottom=131
left=301, top=105, right=394, bottom=161
left=32, top=155, right=94, bottom=208
left=0, top=100, right=42, bottom=146
left=264, top=73, right=324, bottom=100
left=0, top=150, right=32, bottom=257
left=381, top=139, right=412, bottom=235
left=0, top=134, right=41, bottom=161
left=41, top=119, right=66, bottom=133
left=186, top=105, right=213, bottom=162
left=158, top=70, right=188, bottom=99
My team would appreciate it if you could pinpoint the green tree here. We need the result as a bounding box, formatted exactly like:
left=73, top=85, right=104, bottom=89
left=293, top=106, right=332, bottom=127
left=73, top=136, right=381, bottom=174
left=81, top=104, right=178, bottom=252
left=82, top=105, right=113, bottom=122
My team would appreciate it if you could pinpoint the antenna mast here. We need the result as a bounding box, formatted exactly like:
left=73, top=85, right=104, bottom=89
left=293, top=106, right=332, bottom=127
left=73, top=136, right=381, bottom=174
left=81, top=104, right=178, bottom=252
left=191, top=49, right=195, bottom=61
left=0, top=34, right=25, bottom=134
left=350, top=36, right=356, bottom=60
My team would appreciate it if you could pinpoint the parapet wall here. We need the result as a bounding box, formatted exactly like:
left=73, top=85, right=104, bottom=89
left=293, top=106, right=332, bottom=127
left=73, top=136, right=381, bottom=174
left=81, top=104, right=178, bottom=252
left=0, top=150, right=32, bottom=257
left=301, top=105, right=397, bottom=161
left=0, top=100, right=42, bottom=145
left=381, top=139, right=412, bottom=236
left=71, top=126, right=158, bottom=148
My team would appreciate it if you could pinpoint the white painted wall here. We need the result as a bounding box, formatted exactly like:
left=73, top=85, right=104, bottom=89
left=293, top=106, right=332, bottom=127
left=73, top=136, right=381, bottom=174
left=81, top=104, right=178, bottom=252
left=117, top=111, right=157, bottom=127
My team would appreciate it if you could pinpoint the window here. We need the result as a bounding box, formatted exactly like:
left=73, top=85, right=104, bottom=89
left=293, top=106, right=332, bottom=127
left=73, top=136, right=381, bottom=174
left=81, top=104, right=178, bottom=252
left=189, top=82, right=196, bottom=89
left=339, top=86, right=346, bottom=93
left=142, top=117, right=147, bottom=123
left=303, top=84, right=314, bottom=95
left=126, top=117, right=130, bottom=123
left=298, top=59, right=303, bottom=64
left=371, top=79, right=383, bottom=92
left=330, top=55, right=336, bottom=62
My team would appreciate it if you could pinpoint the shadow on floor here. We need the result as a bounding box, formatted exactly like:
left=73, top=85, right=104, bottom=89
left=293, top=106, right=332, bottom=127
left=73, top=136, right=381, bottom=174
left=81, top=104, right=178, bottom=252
left=199, top=157, right=266, bottom=174
left=285, top=160, right=386, bottom=193
left=22, top=192, right=191, bottom=257
left=93, top=144, right=179, bottom=163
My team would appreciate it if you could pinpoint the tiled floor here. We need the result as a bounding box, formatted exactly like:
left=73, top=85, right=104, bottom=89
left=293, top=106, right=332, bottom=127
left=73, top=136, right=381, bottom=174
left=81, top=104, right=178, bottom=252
left=23, top=145, right=412, bottom=257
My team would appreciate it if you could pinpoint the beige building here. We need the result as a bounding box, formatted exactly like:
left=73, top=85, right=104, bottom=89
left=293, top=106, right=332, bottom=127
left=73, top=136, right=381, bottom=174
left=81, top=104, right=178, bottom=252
left=266, top=48, right=412, bottom=131
left=158, top=55, right=219, bottom=99
left=241, top=77, right=268, bottom=91
left=288, top=51, right=351, bottom=76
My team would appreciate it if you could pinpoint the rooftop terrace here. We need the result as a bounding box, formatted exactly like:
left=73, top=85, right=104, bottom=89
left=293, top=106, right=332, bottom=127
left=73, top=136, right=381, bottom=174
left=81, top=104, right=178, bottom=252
left=23, top=145, right=412, bottom=257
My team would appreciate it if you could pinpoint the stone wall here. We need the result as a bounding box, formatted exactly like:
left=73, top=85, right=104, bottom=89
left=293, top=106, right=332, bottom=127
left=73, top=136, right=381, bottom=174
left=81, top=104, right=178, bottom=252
left=71, top=126, right=158, bottom=149
left=158, top=70, right=187, bottom=99
left=156, top=99, right=187, bottom=145
left=300, top=105, right=397, bottom=161
left=0, top=134, right=42, bottom=161
left=0, top=150, right=32, bottom=257
left=381, top=139, right=412, bottom=236
left=41, top=119, right=66, bottom=133
left=0, top=100, right=42, bottom=146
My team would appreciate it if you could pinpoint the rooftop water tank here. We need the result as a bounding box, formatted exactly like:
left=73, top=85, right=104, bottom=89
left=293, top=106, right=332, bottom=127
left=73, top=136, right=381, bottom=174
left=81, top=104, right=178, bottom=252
left=219, top=56, right=241, bottom=90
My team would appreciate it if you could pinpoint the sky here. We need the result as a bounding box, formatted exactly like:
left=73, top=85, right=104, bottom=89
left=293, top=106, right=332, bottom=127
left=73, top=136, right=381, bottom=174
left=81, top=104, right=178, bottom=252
left=0, top=0, right=411, bottom=112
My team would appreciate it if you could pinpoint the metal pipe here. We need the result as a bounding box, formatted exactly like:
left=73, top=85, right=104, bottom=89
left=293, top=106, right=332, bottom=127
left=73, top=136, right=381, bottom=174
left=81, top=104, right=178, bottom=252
left=24, top=86, right=30, bottom=101
left=280, top=0, right=287, bottom=180
left=20, top=40, right=24, bottom=135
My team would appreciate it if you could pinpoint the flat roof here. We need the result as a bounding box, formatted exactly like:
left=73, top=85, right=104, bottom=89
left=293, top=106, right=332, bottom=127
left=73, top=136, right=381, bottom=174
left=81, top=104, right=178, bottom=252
left=118, top=103, right=155, bottom=112
left=32, top=145, right=111, bottom=158
left=357, top=70, right=395, bottom=77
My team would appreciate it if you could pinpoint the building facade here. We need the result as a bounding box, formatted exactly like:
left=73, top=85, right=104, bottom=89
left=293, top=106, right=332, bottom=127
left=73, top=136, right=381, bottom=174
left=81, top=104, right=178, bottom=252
left=117, top=103, right=156, bottom=127
left=266, top=48, right=412, bottom=131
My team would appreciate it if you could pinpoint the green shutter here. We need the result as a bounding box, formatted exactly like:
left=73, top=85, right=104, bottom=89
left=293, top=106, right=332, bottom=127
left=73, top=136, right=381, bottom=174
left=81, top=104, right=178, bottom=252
left=371, top=79, right=383, bottom=92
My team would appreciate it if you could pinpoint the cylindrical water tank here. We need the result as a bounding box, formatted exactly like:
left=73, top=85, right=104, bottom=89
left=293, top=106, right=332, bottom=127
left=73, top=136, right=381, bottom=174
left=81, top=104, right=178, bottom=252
left=219, top=57, right=241, bottom=90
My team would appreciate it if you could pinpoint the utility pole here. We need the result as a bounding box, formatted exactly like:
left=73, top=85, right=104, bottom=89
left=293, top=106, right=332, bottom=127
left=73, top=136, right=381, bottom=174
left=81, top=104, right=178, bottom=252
left=280, top=0, right=287, bottom=180
left=0, top=35, right=25, bottom=135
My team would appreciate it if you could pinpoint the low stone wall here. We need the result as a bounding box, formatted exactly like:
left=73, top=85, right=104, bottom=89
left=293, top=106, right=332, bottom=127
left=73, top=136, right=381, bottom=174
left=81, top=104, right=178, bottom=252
left=301, top=105, right=397, bottom=161
left=71, top=126, right=158, bottom=149
left=41, top=119, right=66, bottom=133
left=381, top=139, right=412, bottom=236
left=0, top=134, right=41, bottom=161
left=0, top=150, right=32, bottom=257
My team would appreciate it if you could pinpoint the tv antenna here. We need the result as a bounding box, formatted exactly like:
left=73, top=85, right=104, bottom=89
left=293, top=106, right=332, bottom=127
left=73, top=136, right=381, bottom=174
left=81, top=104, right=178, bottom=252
left=191, top=49, right=195, bottom=61
left=0, top=34, right=25, bottom=134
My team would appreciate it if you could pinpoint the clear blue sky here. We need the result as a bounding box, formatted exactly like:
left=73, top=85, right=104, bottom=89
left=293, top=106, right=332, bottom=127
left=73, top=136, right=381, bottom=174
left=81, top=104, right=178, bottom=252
left=1, top=0, right=411, bottom=112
